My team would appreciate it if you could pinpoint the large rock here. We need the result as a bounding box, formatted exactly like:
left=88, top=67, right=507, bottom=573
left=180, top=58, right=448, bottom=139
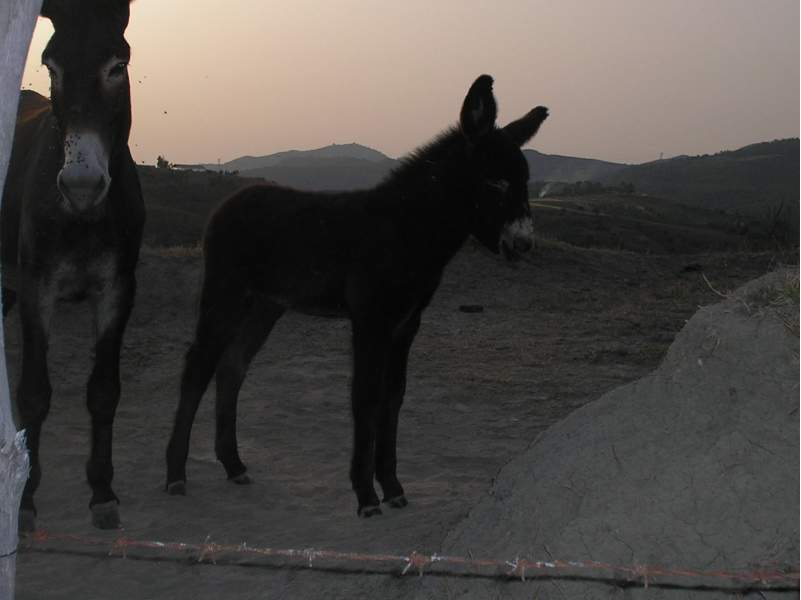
left=414, top=270, right=799, bottom=599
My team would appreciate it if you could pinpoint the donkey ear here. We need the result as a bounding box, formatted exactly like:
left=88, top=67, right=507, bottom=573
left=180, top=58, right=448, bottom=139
left=117, top=0, right=132, bottom=29
left=460, top=75, right=498, bottom=142
left=105, top=0, right=133, bottom=30
left=502, top=106, right=549, bottom=147
left=40, top=0, right=63, bottom=20
left=41, top=0, right=132, bottom=29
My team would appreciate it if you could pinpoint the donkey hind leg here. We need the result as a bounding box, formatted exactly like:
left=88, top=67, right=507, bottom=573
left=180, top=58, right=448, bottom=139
left=85, top=275, right=135, bottom=529
left=214, top=298, right=284, bottom=484
left=375, top=311, right=422, bottom=509
left=165, top=276, right=251, bottom=495
left=350, top=321, right=393, bottom=517
left=16, top=280, right=55, bottom=532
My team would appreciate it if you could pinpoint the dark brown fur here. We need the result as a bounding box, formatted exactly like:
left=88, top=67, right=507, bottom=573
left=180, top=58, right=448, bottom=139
left=1, top=0, right=144, bottom=531
left=165, top=75, right=548, bottom=516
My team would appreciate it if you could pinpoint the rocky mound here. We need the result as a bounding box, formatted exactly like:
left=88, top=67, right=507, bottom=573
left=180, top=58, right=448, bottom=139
left=413, top=270, right=799, bottom=599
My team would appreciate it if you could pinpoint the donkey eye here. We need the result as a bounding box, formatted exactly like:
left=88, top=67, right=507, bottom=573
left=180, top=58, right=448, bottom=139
left=108, top=62, right=128, bottom=77
left=43, top=63, right=61, bottom=86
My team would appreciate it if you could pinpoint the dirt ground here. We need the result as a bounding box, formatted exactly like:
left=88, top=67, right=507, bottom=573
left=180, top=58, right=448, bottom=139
left=412, top=269, right=799, bottom=600
left=8, top=239, right=793, bottom=599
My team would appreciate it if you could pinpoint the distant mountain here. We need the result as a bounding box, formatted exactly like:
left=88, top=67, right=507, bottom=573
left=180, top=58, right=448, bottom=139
left=239, top=156, right=398, bottom=191
left=175, top=139, right=798, bottom=218
left=191, top=143, right=392, bottom=174
left=598, top=138, right=799, bottom=216
left=174, top=143, right=397, bottom=191
left=524, top=150, right=627, bottom=182
left=185, top=144, right=630, bottom=191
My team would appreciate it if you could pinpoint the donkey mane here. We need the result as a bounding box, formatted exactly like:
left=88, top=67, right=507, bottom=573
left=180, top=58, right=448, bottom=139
left=370, top=127, right=471, bottom=214
left=395, top=127, right=463, bottom=167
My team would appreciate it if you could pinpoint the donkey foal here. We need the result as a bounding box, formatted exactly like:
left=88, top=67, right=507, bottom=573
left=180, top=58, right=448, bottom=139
left=165, top=75, right=548, bottom=517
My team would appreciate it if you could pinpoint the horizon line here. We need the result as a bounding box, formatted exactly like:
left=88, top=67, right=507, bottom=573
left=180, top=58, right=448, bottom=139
left=168, top=135, right=800, bottom=170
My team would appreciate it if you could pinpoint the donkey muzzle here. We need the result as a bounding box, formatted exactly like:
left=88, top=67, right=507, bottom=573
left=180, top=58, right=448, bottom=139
left=57, top=130, right=111, bottom=213
left=500, top=216, right=534, bottom=261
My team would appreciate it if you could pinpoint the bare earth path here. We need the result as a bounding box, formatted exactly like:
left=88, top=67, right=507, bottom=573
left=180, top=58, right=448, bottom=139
left=9, top=242, right=788, bottom=599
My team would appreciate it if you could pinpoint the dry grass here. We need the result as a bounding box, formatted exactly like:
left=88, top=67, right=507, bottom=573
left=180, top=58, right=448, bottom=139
left=747, top=269, right=800, bottom=337
left=746, top=269, right=800, bottom=308
left=704, top=268, right=799, bottom=336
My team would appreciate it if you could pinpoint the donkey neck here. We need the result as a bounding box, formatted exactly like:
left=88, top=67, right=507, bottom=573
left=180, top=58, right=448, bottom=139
left=374, top=128, right=473, bottom=261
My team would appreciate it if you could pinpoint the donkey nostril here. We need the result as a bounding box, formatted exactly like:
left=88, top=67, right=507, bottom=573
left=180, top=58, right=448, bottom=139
left=94, top=175, right=107, bottom=194
left=56, top=170, right=110, bottom=211
left=56, top=172, right=72, bottom=199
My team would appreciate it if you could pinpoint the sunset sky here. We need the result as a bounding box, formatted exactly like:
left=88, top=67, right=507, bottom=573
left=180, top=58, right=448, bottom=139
left=21, top=0, right=800, bottom=166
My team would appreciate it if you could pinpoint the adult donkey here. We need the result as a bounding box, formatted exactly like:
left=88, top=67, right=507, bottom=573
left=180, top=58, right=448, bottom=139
left=166, top=75, right=547, bottom=517
left=1, top=0, right=144, bottom=531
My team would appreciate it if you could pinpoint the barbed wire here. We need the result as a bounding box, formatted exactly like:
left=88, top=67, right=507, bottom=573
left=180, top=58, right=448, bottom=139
left=19, top=529, right=799, bottom=592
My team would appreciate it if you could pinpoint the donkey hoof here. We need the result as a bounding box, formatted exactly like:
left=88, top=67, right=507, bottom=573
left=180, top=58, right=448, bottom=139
left=229, top=473, right=252, bottom=485
left=357, top=504, right=382, bottom=518
left=91, top=501, right=121, bottom=530
left=383, top=495, right=408, bottom=509
left=166, top=480, right=186, bottom=496
left=18, top=509, right=36, bottom=534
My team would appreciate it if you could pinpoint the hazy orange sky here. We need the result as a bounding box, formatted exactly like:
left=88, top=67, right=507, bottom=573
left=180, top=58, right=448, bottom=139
left=21, top=0, right=800, bottom=166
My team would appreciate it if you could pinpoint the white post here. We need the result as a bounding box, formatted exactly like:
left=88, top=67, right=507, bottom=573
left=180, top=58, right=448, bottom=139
left=0, top=1, right=41, bottom=598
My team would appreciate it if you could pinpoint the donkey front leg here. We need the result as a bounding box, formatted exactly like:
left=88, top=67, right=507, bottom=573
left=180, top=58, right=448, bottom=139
left=350, top=322, right=392, bottom=517
left=85, top=274, right=135, bottom=529
left=16, top=279, right=55, bottom=533
left=214, top=298, right=284, bottom=484
left=375, top=311, right=422, bottom=509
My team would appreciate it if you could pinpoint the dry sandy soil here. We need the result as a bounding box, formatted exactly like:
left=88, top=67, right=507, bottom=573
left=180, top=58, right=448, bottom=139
left=413, top=269, right=799, bottom=600
left=8, top=238, right=793, bottom=599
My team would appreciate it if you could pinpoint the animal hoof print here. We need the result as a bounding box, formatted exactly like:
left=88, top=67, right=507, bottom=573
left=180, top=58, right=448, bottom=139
left=358, top=505, right=382, bottom=518
left=384, top=495, right=408, bottom=509
left=18, top=509, right=36, bottom=534
left=166, top=480, right=187, bottom=496
left=229, top=473, right=252, bottom=485
left=91, top=501, right=121, bottom=530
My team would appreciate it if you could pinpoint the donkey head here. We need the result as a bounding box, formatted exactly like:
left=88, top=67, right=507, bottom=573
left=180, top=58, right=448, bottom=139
left=40, top=0, right=133, bottom=214
left=460, top=75, right=548, bottom=261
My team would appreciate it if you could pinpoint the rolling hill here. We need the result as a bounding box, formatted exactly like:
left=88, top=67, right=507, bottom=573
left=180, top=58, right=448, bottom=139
left=181, top=144, right=629, bottom=191
left=162, top=138, right=797, bottom=242
left=238, top=155, right=397, bottom=191
left=523, top=149, right=626, bottom=182
left=598, top=138, right=799, bottom=217
left=177, top=139, right=798, bottom=214
left=177, top=143, right=396, bottom=191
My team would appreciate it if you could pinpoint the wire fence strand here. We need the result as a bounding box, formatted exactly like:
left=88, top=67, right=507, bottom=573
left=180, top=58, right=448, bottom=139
left=18, top=530, right=800, bottom=592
